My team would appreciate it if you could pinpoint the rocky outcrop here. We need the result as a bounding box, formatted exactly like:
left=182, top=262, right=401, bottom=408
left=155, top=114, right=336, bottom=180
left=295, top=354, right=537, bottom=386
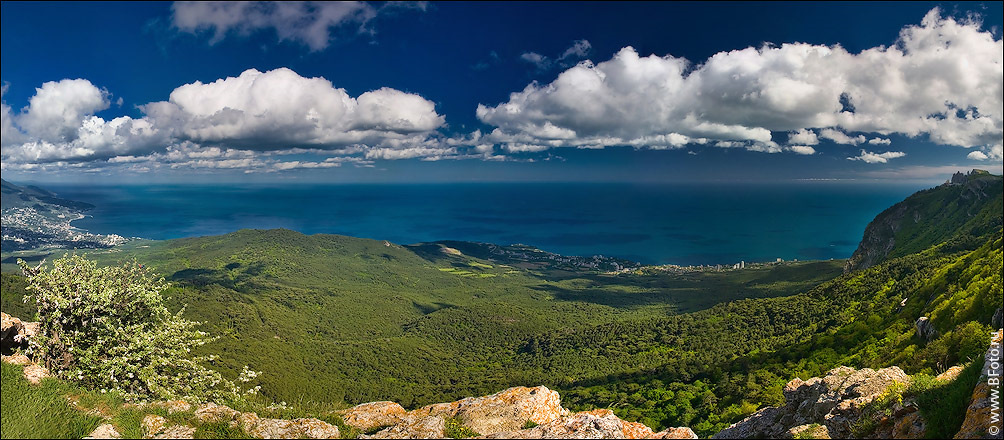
left=142, top=414, right=196, bottom=439
left=406, top=386, right=567, bottom=436
left=23, top=363, right=51, bottom=384
left=915, top=317, right=939, bottom=342
left=485, top=409, right=697, bottom=439
left=85, top=423, right=122, bottom=439
left=240, top=413, right=341, bottom=439
left=712, top=366, right=910, bottom=439
left=360, top=415, right=447, bottom=439
left=844, top=203, right=907, bottom=273
left=936, top=365, right=965, bottom=382
left=844, top=170, right=1002, bottom=273
left=351, top=387, right=693, bottom=439
left=338, top=401, right=409, bottom=431
left=147, top=399, right=193, bottom=414
left=954, top=329, right=1003, bottom=439
left=788, top=423, right=831, bottom=439
left=1, top=311, right=38, bottom=355
left=193, top=402, right=340, bottom=439
left=647, top=427, right=699, bottom=439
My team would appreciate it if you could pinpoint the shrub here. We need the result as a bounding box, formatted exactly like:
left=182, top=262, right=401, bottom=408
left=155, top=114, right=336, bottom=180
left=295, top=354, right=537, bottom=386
left=18, top=255, right=255, bottom=402
left=444, top=417, right=481, bottom=438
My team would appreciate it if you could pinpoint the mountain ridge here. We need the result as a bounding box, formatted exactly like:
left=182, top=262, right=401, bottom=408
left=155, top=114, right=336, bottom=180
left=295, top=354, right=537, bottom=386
left=844, top=169, right=1003, bottom=273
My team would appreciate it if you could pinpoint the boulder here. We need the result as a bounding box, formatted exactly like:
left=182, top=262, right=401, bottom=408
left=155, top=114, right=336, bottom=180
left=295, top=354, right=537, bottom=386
left=361, top=415, right=446, bottom=439
left=410, top=386, right=566, bottom=436
left=787, top=424, right=830, bottom=439
left=142, top=414, right=168, bottom=437
left=239, top=413, right=340, bottom=439
left=935, top=365, right=965, bottom=382
left=647, top=427, right=698, bottom=439
left=783, top=423, right=831, bottom=437
left=483, top=409, right=691, bottom=439
left=148, top=400, right=193, bottom=414
left=1, top=353, right=32, bottom=365
left=153, top=425, right=196, bottom=439
left=1, top=312, right=25, bottom=354
left=992, top=308, right=1002, bottom=329
left=713, top=366, right=910, bottom=439
left=194, top=402, right=338, bottom=439
left=85, top=423, right=122, bottom=439
left=339, top=401, right=408, bottom=431
left=23, top=363, right=51, bottom=384
left=484, top=409, right=625, bottom=439
left=193, top=403, right=240, bottom=423
left=915, top=317, right=939, bottom=342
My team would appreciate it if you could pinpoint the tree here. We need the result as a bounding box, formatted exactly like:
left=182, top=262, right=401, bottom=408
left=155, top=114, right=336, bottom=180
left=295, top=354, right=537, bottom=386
left=19, top=255, right=252, bottom=402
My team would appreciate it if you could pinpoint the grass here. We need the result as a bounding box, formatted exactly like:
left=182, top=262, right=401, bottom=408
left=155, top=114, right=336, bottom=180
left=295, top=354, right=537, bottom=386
left=194, top=421, right=254, bottom=439
left=910, top=359, right=984, bottom=439
left=1, top=362, right=102, bottom=439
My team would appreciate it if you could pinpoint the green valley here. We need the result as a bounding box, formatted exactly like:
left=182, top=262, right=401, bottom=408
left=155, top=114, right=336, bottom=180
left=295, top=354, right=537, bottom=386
left=1, top=171, right=1001, bottom=438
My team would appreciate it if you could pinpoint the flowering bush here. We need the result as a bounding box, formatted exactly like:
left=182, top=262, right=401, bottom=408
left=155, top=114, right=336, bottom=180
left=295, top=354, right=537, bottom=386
left=18, top=255, right=256, bottom=402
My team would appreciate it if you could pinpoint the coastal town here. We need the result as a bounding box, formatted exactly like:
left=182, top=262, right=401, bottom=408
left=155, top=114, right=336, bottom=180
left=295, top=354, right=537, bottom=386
left=609, top=256, right=809, bottom=275
left=1, top=179, right=127, bottom=252
left=1, top=206, right=127, bottom=252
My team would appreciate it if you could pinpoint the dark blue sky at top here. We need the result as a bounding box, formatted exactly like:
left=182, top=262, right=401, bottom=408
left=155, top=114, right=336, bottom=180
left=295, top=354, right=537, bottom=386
left=1, top=1, right=1002, bottom=184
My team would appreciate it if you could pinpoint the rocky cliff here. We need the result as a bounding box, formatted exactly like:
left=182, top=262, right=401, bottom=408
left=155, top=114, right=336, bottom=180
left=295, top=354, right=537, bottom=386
left=844, top=169, right=1003, bottom=273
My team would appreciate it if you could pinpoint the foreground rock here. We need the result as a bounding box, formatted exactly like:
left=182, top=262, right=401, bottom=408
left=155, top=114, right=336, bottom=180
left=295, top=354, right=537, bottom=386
left=408, top=386, right=566, bottom=436
left=360, top=415, right=447, bottom=439
left=712, top=366, right=911, bottom=439
left=142, top=414, right=196, bottom=439
left=1, top=311, right=38, bottom=355
left=486, top=409, right=697, bottom=439
left=339, top=401, right=409, bottom=431
left=354, top=386, right=693, bottom=439
left=194, top=402, right=340, bottom=439
left=85, top=423, right=122, bottom=439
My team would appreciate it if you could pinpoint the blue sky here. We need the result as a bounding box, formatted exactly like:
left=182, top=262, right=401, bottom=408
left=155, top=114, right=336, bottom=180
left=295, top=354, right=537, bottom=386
left=1, top=1, right=1001, bottom=184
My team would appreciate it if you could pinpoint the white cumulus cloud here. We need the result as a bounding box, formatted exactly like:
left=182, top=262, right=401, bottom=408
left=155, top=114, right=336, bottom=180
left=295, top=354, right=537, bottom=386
left=789, top=145, right=817, bottom=155
left=172, top=1, right=381, bottom=51
left=819, top=128, right=866, bottom=145
left=967, top=150, right=989, bottom=160
left=479, top=8, right=1002, bottom=156
left=2, top=68, right=448, bottom=165
left=143, top=67, right=444, bottom=150
left=847, top=149, right=907, bottom=164
left=787, top=129, right=819, bottom=145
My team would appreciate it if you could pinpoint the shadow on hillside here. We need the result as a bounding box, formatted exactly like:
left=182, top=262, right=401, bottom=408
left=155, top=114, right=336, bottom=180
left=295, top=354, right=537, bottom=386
left=169, top=263, right=266, bottom=292
left=1, top=253, right=51, bottom=265
left=529, top=281, right=679, bottom=310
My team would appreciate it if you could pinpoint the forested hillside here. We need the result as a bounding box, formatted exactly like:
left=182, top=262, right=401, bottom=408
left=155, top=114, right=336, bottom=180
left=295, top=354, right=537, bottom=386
left=1, top=173, right=1001, bottom=438
left=0, top=228, right=842, bottom=409
left=845, top=170, right=1002, bottom=272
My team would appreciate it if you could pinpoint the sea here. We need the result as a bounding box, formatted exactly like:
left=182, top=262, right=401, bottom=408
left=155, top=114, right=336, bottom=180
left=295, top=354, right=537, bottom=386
left=44, top=182, right=929, bottom=266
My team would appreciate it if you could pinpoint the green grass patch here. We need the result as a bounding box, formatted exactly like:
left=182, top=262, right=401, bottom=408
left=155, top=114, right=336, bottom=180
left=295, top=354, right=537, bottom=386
left=194, top=421, right=254, bottom=439
left=1, top=362, right=102, bottom=439
left=910, top=360, right=983, bottom=439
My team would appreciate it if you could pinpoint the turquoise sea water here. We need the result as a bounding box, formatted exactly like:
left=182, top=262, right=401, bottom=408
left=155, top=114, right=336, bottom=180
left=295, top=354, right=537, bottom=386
left=45, top=182, right=927, bottom=265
